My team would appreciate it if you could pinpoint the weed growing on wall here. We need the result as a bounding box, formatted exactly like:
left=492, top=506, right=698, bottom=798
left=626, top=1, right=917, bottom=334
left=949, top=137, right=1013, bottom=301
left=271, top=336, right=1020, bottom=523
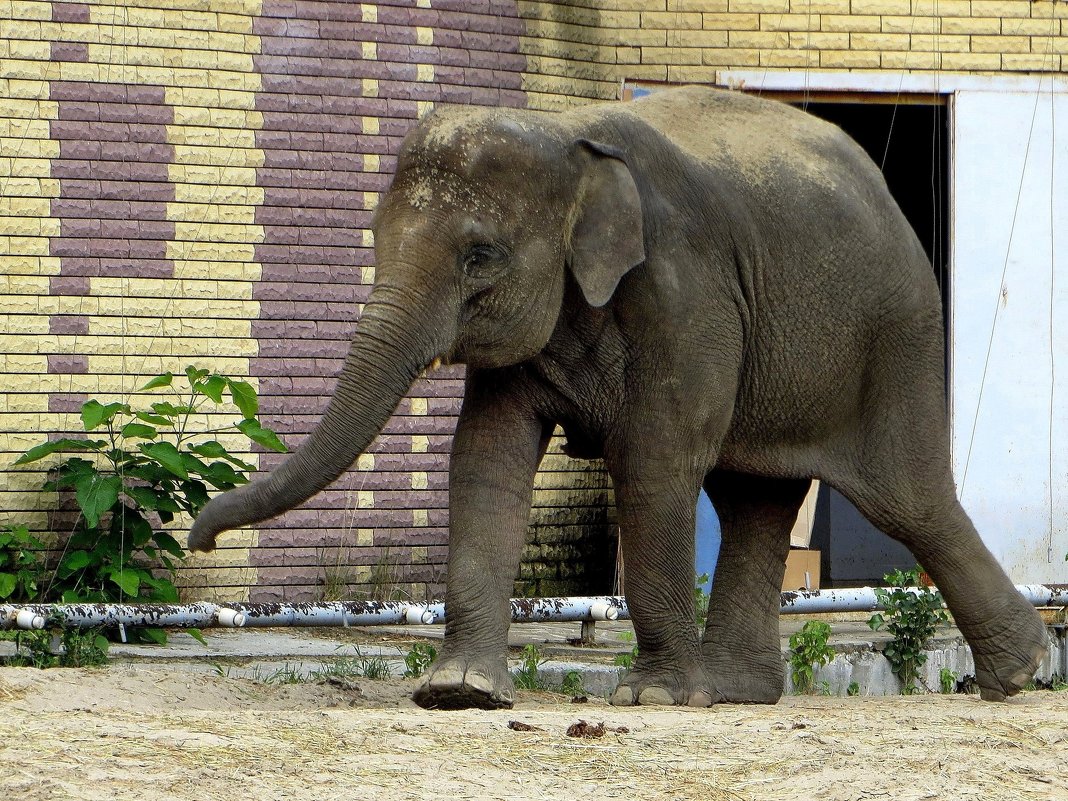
left=788, top=620, right=835, bottom=694
left=868, top=567, right=949, bottom=694
left=403, top=642, right=438, bottom=678
left=13, top=367, right=286, bottom=645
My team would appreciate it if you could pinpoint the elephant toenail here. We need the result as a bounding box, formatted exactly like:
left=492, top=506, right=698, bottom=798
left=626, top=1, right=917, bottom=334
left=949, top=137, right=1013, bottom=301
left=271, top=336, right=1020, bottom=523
left=637, top=687, right=676, bottom=706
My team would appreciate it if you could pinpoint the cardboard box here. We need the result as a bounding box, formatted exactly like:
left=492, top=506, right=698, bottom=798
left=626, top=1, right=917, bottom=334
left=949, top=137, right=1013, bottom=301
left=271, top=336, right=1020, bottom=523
left=783, top=549, right=821, bottom=591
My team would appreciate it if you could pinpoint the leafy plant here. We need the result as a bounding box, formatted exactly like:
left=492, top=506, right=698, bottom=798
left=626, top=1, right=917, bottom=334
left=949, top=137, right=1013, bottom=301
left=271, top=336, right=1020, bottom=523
left=847, top=681, right=860, bottom=697
left=559, top=669, right=585, bottom=697
left=939, top=667, right=958, bottom=694
left=868, top=567, right=949, bottom=694
left=3, top=623, right=109, bottom=669
left=403, top=642, right=438, bottom=678
left=788, top=620, right=835, bottom=694
left=513, top=643, right=547, bottom=690
left=13, top=367, right=285, bottom=644
left=0, top=524, right=47, bottom=601
left=613, top=630, right=639, bottom=669
left=694, top=572, right=711, bottom=625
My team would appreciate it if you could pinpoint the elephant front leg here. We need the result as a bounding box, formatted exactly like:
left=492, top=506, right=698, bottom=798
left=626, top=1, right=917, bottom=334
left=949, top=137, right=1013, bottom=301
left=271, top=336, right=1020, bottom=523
left=701, top=472, right=811, bottom=703
left=608, top=460, right=713, bottom=707
left=412, top=375, right=549, bottom=710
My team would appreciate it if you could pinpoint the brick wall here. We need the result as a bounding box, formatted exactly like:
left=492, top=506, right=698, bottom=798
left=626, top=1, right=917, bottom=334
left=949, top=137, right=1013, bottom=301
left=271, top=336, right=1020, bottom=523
left=2, top=0, right=1064, bottom=603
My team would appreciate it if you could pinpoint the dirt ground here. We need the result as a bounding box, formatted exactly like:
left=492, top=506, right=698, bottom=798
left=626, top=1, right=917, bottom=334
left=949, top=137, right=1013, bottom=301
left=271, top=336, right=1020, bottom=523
left=1, top=665, right=1066, bottom=801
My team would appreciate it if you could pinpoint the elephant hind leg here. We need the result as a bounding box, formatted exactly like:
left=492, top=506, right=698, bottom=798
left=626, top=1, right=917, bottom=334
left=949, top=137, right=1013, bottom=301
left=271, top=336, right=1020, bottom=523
left=839, top=471, right=1047, bottom=700
left=701, top=471, right=811, bottom=703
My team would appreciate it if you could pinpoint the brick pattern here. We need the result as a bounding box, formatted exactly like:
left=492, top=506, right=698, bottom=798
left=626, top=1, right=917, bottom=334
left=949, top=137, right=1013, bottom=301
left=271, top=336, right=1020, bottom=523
left=3, top=0, right=1063, bottom=603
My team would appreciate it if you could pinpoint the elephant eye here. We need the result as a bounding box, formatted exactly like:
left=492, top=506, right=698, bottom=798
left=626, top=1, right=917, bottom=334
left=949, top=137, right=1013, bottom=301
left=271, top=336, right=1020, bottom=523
left=460, top=243, right=507, bottom=280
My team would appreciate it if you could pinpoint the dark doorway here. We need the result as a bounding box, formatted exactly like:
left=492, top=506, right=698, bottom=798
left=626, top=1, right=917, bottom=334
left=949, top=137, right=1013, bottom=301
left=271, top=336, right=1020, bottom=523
left=798, top=98, right=951, bottom=587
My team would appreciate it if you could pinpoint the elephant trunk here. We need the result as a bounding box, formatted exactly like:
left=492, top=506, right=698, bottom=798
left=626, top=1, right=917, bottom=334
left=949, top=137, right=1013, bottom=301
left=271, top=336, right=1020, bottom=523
left=188, top=288, right=444, bottom=551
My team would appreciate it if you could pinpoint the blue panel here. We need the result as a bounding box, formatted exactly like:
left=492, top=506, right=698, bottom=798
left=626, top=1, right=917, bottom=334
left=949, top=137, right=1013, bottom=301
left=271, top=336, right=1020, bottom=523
left=695, top=489, right=720, bottom=593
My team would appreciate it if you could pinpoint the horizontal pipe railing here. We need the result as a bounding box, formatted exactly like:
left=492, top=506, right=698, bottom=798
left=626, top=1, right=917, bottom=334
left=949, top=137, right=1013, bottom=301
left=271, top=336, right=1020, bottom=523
left=2, top=585, right=1065, bottom=631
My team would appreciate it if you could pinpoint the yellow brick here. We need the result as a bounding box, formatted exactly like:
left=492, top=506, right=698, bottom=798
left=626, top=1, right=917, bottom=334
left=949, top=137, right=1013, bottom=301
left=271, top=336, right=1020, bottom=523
left=881, top=15, right=940, bottom=34
left=790, top=30, right=849, bottom=48
left=912, top=0, right=969, bottom=13
left=170, top=164, right=259, bottom=186
left=1, top=57, right=58, bottom=81
left=1001, top=52, right=1060, bottom=69
left=668, top=0, right=728, bottom=9
left=0, top=196, right=48, bottom=216
left=1004, top=17, right=1060, bottom=35
left=417, top=64, right=434, bottom=82
left=701, top=47, right=762, bottom=66
left=666, top=30, right=730, bottom=48
left=360, top=3, right=377, bottom=23
left=643, top=45, right=704, bottom=64
left=698, top=12, right=756, bottom=29
left=642, top=11, right=702, bottom=28
left=167, top=240, right=256, bottom=262
left=0, top=18, right=42, bottom=40
left=972, top=34, right=1031, bottom=52
left=762, top=13, right=819, bottom=31
left=970, top=0, right=1030, bottom=18
left=0, top=235, right=50, bottom=255
left=941, top=51, right=1002, bottom=69
left=792, top=0, right=848, bottom=10
left=881, top=50, right=941, bottom=69
left=8, top=1, right=50, bottom=21
left=729, top=0, right=788, bottom=12
left=1, top=78, right=49, bottom=99
left=411, top=435, right=429, bottom=454
left=728, top=29, right=789, bottom=47
left=819, top=48, right=881, bottom=67
left=0, top=137, right=58, bottom=159
left=940, top=16, right=1001, bottom=34
left=0, top=216, right=58, bottom=237
left=0, top=254, right=58, bottom=274
left=0, top=313, right=47, bottom=334
left=411, top=472, right=428, bottom=490
left=362, top=41, right=377, bottom=59
left=850, top=0, right=910, bottom=13
left=909, top=34, right=969, bottom=51
left=821, top=14, right=880, bottom=31
left=850, top=32, right=910, bottom=50
left=760, top=48, right=818, bottom=66
left=355, top=528, right=373, bottom=546
left=173, top=260, right=260, bottom=282
left=361, top=265, right=375, bottom=284
left=413, top=509, right=429, bottom=526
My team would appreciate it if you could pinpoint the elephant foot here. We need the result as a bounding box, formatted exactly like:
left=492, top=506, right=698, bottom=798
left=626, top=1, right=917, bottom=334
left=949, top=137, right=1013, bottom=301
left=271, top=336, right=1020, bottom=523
left=412, top=655, right=515, bottom=710
left=973, top=640, right=1048, bottom=702
left=701, top=642, right=785, bottom=704
left=609, top=666, right=715, bottom=707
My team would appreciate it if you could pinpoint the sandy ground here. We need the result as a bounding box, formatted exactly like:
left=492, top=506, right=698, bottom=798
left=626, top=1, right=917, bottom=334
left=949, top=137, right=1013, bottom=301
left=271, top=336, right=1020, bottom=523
left=1, top=665, right=1066, bottom=801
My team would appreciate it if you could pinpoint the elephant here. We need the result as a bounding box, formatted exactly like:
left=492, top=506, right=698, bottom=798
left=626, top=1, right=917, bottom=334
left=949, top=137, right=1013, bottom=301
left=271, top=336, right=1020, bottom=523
left=189, top=85, right=1048, bottom=710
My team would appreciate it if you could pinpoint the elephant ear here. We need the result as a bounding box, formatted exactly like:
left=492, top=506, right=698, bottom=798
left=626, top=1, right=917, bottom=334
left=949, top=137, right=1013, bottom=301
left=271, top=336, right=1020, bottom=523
left=567, top=139, right=645, bottom=308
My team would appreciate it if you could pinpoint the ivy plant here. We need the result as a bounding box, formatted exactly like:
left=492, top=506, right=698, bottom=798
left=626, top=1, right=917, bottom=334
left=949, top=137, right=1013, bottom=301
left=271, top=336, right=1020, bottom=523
left=13, top=367, right=286, bottom=643
left=868, top=567, right=949, bottom=694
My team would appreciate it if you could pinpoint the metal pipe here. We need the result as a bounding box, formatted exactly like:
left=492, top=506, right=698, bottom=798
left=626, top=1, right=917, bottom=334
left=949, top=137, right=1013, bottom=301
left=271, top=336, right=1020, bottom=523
left=2, top=585, right=1064, bottom=631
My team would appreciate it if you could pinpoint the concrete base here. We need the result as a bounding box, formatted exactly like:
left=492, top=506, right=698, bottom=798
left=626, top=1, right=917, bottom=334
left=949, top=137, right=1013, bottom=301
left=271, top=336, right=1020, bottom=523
left=2, top=618, right=1064, bottom=700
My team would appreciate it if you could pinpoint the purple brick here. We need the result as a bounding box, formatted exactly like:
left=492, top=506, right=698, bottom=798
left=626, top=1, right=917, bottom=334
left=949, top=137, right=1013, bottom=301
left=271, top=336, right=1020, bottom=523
left=48, top=392, right=88, bottom=412
left=47, top=354, right=89, bottom=374
left=50, top=41, right=89, bottom=62
left=48, top=275, right=90, bottom=295
left=51, top=3, right=90, bottom=22
left=48, top=315, right=90, bottom=335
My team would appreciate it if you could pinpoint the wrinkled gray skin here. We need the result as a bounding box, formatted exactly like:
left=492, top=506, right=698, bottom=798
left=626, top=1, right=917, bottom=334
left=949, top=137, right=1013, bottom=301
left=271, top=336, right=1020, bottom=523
left=190, top=86, right=1047, bottom=710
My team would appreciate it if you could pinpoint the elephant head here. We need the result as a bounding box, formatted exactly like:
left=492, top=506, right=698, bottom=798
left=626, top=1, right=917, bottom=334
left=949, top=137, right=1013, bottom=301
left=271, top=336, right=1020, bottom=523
left=187, top=108, right=646, bottom=550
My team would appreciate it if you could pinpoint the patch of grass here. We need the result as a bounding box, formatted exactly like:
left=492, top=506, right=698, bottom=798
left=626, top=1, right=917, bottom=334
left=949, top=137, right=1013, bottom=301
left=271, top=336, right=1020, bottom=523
left=513, top=643, right=547, bottom=690
left=1, top=624, right=109, bottom=669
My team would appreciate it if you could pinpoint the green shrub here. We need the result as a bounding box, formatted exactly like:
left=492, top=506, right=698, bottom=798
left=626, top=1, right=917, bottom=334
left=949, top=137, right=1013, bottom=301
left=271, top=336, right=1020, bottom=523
left=868, top=567, right=949, bottom=694
left=13, top=367, right=285, bottom=644
left=0, top=524, right=47, bottom=602
left=788, top=620, right=834, bottom=694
